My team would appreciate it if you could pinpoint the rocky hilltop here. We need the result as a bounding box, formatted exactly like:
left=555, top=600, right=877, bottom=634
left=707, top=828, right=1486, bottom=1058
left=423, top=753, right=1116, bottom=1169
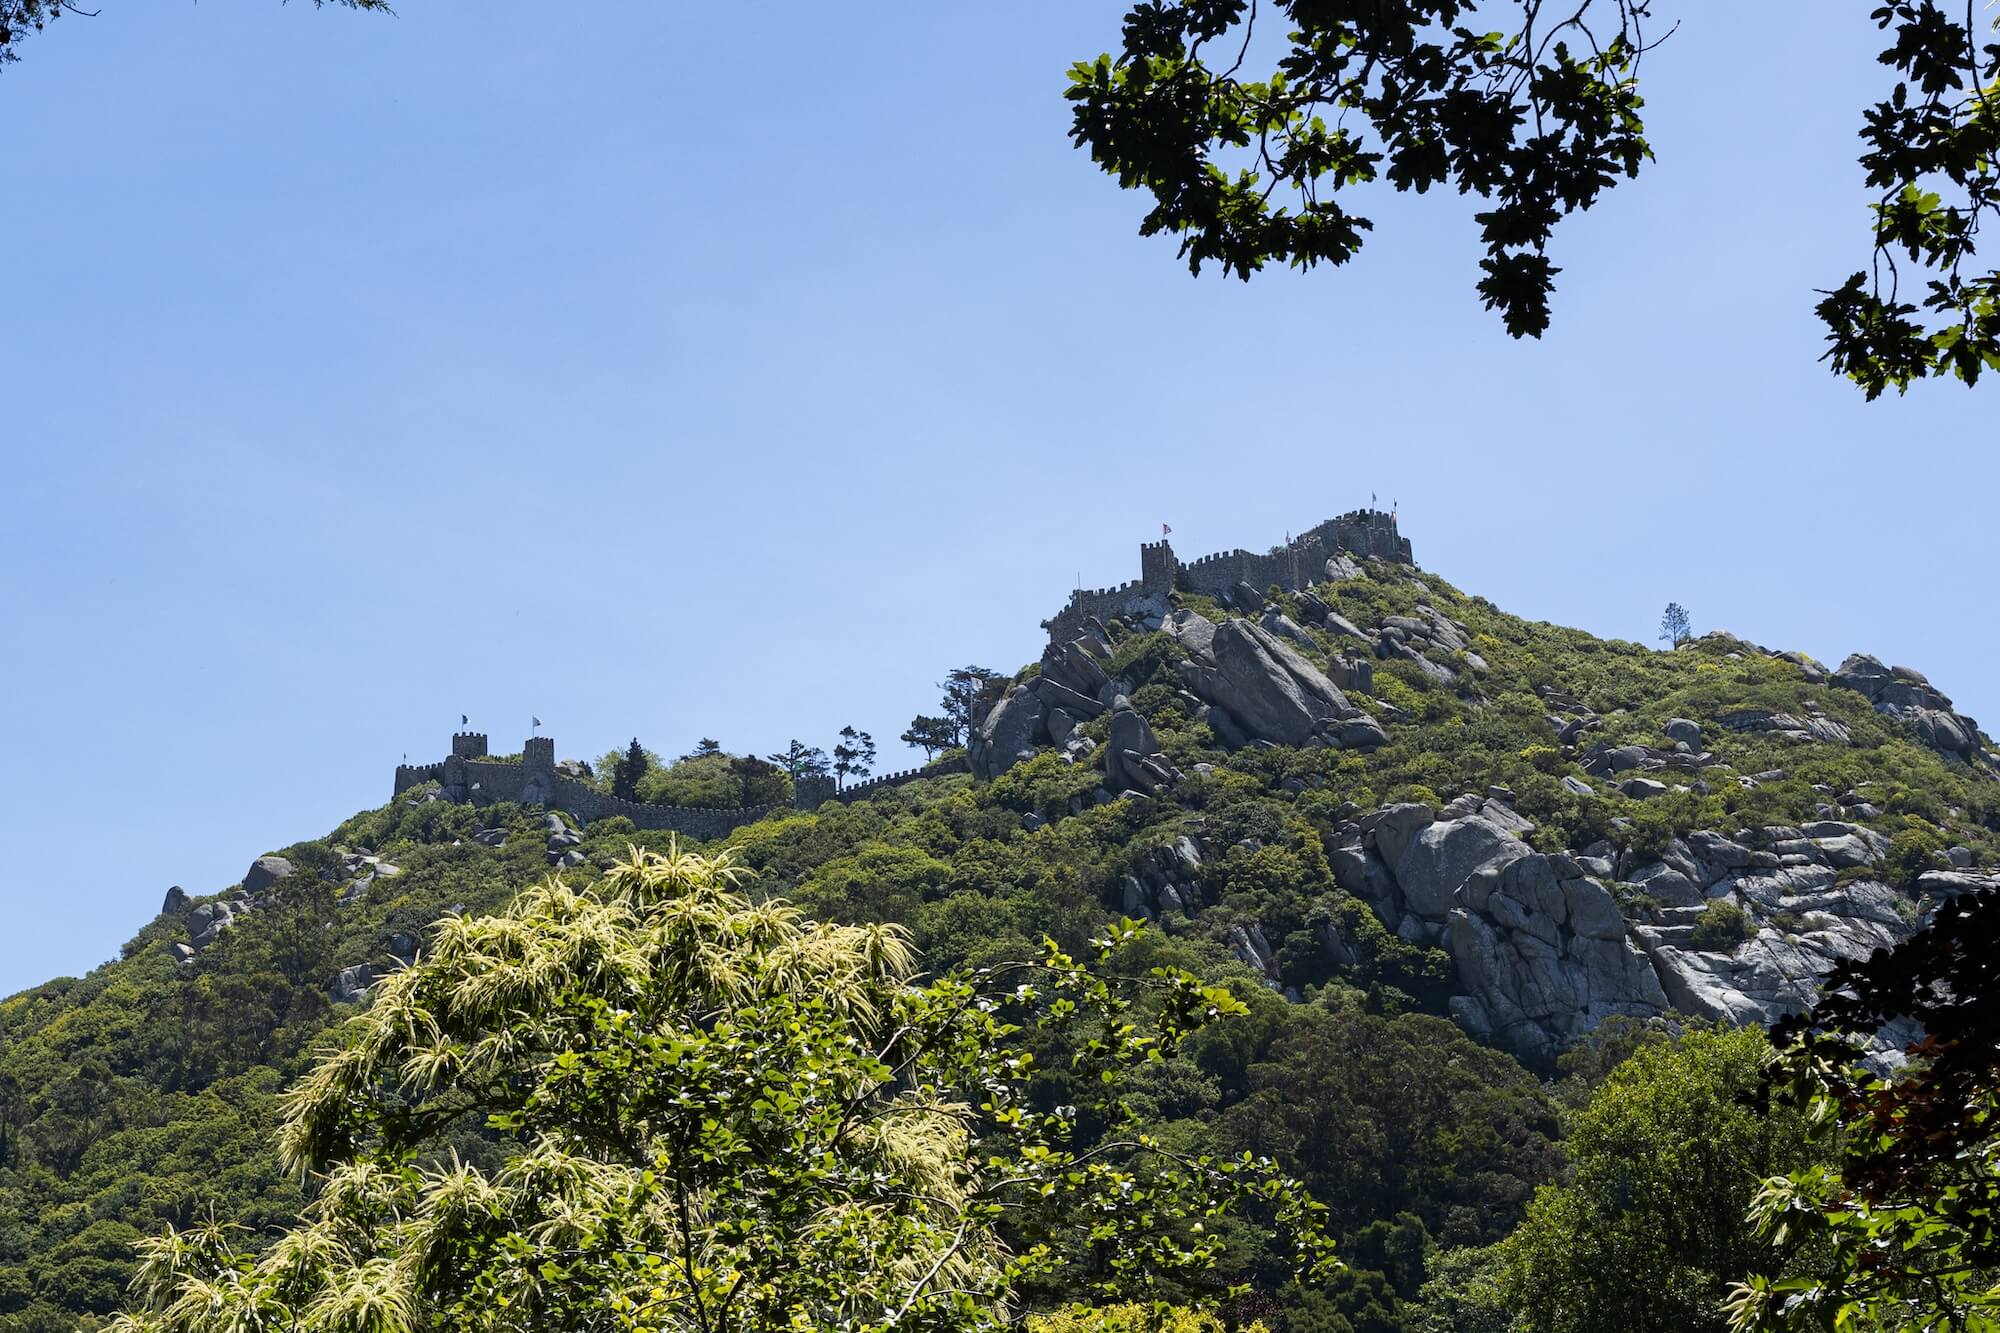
left=2, top=518, right=1997, bottom=1327
left=972, top=543, right=1996, bottom=1062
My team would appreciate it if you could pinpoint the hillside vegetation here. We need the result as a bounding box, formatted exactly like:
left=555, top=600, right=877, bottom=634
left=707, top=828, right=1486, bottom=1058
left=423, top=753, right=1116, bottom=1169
left=1, top=559, right=1993, bottom=1331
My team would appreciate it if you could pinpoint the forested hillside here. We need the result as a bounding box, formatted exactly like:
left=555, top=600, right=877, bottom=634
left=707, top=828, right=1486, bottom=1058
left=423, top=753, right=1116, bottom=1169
left=2, top=556, right=1994, bottom=1331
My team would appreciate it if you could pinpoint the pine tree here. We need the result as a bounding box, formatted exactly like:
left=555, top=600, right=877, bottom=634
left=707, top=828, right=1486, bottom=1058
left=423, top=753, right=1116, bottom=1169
left=766, top=739, right=829, bottom=782
left=941, top=667, right=1005, bottom=747
left=833, top=726, right=877, bottom=788
left=1659, top=602, right=1693, bottom=649
left=612, top=737, right=649, bottom=801
left=900, top=714, right=957, bottom=759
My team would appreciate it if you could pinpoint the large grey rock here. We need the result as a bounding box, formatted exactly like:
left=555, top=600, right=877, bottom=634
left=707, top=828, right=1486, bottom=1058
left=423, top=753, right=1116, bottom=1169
left=186, top=898, right=247, bottom=950
left=241, top=856, right=293, bottom=896
left=162, top=885, right=190, bottom=915
left=1917, top=869, right=2000, bottom=898
left=1606, top=745, right=1652, bottom=773
left=1392, top=816, right=1532, bottom=918
left=1260, top=611, right=1320, bottom=650
left=1912, top=708, right=1977, bottom=757
left=1045, top=709, right=1076, bottom=748
left=969, top=684, right=1046, bottom=780
left=1035, top=675, right=1107, bottom=721
left=330, top=964, right=379, bottom=1006
left=1327, top=653, right=1375, bottom=695
left=1628, top=860, right=1702, bottom=907
left=1564, top=877, right=1626, bottom=939
left=1179, top=618, right=1383, bottom=749
left=1230, top=581, right=1267, bottom=612
left=1227, top=924, right=1279, bottom=982
left=1662, top=718, right=1704, bottom=748
left=1324, top=611, right=1369, bottom=642
left=1331, top=842, right=1400, bottom=916
left=1202, top=702, right=1250, bottom=749
left=1478, top=798, right=1535, bottom=838
left=1331, top=715, right=1391, bottom=749
left=1105, top=701, right=1175, bottom=796
left=1043, top=638, right=1111, bottom=699
left=1833, top=653, right=1985, bottom=761
left=1368, top=803, right=1435, bottom=869
left=1444, top=874, right=1666, bottom=1063
left=1163, top=608, right=1218, bottom=659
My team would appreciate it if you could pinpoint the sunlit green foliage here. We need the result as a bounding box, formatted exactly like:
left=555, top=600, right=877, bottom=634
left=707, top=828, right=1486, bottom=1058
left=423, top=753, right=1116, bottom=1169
left=0, top=558, right=1993, bottom=1327
left=108, top=847, right=1336, bottom=1332
left=1496, top=1026, right=1818, bottom=1333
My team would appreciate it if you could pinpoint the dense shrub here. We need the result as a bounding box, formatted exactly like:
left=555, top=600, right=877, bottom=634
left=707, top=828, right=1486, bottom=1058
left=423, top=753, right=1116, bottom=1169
left=1691, top=900, right=1756, bottom=952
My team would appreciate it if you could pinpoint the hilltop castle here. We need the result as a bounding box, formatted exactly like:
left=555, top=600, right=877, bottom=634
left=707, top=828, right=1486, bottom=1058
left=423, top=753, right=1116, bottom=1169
left=1044, top=509, right=1412, bottom=642
left=394, top=732, right=966, bottom=838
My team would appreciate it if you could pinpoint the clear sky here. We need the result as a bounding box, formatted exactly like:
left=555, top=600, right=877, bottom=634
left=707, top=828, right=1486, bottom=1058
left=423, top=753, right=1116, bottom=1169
left=1, top=4, right=1992, bottom=997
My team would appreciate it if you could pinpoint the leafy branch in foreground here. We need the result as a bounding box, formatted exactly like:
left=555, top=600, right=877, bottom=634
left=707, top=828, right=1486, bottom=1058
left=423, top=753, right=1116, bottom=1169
left=1065, top=0, right=1659, bottom=339
left=109, top=844, right=1336, bottom=1332
left=0, top=0, right=391, bottom=68
left=1730, top=890, right=2000, bottom=1331
left=1068, top=1, right=2000, bottom=396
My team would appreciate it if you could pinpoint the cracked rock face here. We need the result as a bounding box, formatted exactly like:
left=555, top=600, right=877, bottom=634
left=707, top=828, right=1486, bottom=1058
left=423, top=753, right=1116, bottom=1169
left=1832, top=653, right=1988, bottom=763
left=1331, top=802, right=1954, bottom=1064
left=1172, top=615, right=1387, bottom=751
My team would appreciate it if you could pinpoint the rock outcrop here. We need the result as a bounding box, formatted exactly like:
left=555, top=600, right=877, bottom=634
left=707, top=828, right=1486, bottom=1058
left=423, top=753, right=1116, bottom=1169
left=241, top=856, right=293, bottom=896
left=1832, top=654, right=1988, bottom=763
left=1331, top=805, right=1668, bottom=1060
left=1105, top=698, right=1180, bottom=797
left=1323, top=797, right=1951, bottom=1063
left=973, top=611, right=1389, bottom=783
left=174, top=848, right=399, bottom=960
left=1168, top=613, right=1388, bottom=751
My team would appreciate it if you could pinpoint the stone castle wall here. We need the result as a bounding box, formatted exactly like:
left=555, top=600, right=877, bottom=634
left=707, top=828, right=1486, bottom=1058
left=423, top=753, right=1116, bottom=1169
left=393, top=734, right=969, bottom=839
left=1043, top=509, right=1412, bottom=643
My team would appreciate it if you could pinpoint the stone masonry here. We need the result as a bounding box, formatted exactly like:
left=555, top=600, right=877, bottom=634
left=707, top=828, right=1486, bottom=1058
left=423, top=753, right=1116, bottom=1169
left=1043, top=509, right=1412, bottom=644
left=395, top=733, right=968, bottom=838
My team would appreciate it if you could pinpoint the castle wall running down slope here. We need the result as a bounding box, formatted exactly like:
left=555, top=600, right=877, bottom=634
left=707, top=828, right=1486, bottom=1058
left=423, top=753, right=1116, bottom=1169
left=394, top=733, right=969, bottom=837
left=1044, top=509, right=1412, bottom=643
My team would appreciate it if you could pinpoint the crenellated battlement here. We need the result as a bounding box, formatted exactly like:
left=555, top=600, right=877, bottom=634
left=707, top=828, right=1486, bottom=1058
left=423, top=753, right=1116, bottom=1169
left=1043, top=507, right=1412, bottom=644
left=393, top=732, right=969, bottom=839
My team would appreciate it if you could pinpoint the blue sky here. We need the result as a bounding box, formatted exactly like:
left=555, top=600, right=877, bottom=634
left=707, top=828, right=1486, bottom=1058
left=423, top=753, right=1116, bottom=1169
left=1, top=4, right=1992, bottom=996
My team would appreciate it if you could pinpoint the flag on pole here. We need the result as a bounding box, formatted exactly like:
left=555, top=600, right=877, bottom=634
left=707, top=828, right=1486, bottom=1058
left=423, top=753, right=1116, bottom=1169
left=461, top=714, right=468, bottom=726
left=532, top=716, right=542, bottom=729
left=1162, top=523, right=1172, bottom=537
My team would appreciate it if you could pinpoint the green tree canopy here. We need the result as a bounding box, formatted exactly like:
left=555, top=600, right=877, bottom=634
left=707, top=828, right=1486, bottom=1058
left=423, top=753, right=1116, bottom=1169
left=1731, top=889, right=2000, bottom=1332
left=1497, top=1024, right=1817, bottom=1333
left=109, top=847, right=1336, bottom=1332
left=1067, top=1, right=2000, bottom=397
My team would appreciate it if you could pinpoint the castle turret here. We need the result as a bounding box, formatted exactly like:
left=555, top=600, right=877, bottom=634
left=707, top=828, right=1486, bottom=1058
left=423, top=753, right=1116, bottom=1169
left=524, top=735, right=555, bottom=770
left=452, top=731, right=489, bottom=759
left=1139, top=538, right=1179, bottom=594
